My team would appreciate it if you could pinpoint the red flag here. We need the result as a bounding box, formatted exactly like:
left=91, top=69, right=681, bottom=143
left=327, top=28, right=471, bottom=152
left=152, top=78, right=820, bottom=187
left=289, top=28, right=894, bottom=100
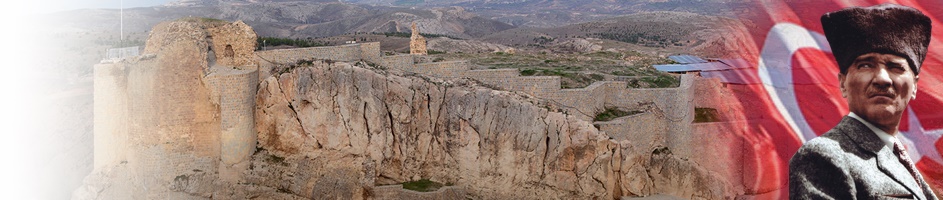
left=714, top=0, right=943, bottom=198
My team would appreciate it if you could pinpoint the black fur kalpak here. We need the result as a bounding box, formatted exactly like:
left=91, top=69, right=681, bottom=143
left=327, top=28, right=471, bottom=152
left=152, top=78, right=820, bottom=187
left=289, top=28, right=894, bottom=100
left=821, top=3, right=931, bottom=75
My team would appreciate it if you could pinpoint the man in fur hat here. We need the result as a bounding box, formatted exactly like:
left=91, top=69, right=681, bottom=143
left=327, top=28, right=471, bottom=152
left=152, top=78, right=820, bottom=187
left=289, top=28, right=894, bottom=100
left=789, top=4, right=939, bottom=200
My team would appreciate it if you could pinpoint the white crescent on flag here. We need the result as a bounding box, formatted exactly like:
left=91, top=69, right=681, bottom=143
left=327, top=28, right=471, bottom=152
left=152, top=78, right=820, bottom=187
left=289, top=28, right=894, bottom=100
left=757, top=22, right=831, bottom=142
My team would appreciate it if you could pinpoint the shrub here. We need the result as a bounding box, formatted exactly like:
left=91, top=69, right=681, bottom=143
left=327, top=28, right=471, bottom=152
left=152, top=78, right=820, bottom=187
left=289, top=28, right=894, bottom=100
left=257, top=37, right=327, bottom=49
left=694, top=107, right=720, bottom=123
left=402, top=179, right=446, bottom=192
left=594, top=107, right=642, bottom=122
left=520, top=69, right=537, bottom=76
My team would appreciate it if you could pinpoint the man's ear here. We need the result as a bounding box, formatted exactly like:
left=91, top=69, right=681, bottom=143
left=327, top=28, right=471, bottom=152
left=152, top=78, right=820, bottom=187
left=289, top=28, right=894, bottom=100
left=838, top=73, right=847, bottom=98
left=912, top=75, right=919, bottom=100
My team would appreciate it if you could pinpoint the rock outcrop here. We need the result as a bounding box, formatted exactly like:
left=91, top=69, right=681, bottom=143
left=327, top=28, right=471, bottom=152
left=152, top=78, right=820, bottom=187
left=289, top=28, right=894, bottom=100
left=253, top=61, right=735, bottom=199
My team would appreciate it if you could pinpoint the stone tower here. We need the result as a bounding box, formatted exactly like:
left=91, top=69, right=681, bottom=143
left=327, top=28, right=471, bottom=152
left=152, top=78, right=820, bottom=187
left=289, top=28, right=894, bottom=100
left=93, top=18, right=260, bottom=198
left=409, top=22, right=427, bottom=55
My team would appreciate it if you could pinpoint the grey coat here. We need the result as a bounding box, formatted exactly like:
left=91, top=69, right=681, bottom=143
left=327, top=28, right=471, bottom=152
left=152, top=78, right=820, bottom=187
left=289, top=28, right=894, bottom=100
left=789, top=116, right=938, bottom=200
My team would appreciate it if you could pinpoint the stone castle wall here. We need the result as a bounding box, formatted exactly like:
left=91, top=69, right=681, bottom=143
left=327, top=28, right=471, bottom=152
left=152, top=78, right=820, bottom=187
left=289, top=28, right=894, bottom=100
left=205, top=68, right=259, bottom=166
left=206, top=21, right=258, bottom=69
left=359, top=42, right=382, bottom=64
left=92, top=20, right=262, bottom=198
left=120, top=52, right=223, bottom=198
left=594, top=112, right=666, bottom=149
left=93, top=63, right=130, bottom=169
left=380, top=55, right=415, bottom=70
left=691, top=121, right=748, bottom=193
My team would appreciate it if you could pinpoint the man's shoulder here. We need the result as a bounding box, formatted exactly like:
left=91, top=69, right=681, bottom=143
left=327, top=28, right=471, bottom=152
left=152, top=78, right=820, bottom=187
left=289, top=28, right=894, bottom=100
left=797, top=129, right=849, bottom=154
left=790, top=126, right=860, bottom=166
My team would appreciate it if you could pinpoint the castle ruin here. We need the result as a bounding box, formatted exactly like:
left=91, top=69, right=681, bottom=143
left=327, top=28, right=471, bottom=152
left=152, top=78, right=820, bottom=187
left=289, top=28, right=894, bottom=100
left=89, top=18, right=759, bottom=199
left=94, top=19, right=259, bottom=198
left=409, top=22, right=428, bottom=55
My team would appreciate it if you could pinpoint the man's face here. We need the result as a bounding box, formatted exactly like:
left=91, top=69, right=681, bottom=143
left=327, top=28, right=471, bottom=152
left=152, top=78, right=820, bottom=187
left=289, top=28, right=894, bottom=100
left=839, top=53, right=919, bottom=130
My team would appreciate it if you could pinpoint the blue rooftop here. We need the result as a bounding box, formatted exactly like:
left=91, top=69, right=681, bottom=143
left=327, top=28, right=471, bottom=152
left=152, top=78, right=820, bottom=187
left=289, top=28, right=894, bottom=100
left=667, top=55, right=708, bottom=64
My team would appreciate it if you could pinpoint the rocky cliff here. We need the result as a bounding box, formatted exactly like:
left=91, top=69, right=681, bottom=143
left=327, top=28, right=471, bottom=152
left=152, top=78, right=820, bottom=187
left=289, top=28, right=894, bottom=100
left=251, top=61, right=734, bottom=199
left=75, top=18, right=737, bottom=200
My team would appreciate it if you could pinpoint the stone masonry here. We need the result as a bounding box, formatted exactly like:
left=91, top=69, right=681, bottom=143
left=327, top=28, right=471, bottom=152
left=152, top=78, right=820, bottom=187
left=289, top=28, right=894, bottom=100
left=410, top=22, right=428, bottom=55
left=93, top=18, right=261, bottom=198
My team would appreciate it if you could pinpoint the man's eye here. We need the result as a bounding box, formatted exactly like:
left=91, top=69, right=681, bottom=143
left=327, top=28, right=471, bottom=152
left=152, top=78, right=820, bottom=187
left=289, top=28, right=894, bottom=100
left=890, top=66, right=906, bottom=73
left=858, top=63, right=873, bottom=68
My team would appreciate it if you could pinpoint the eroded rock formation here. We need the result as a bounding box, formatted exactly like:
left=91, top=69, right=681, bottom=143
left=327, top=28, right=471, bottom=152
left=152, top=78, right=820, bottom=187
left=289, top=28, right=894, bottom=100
left=252, top=62, right=734, bottom=199
left=75, top=18, right=738, bottom=200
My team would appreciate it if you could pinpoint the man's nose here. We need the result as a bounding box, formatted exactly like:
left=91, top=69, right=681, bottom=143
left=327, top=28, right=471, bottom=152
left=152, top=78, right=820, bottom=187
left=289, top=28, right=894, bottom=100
left=872, top=67, right=893, bottom=88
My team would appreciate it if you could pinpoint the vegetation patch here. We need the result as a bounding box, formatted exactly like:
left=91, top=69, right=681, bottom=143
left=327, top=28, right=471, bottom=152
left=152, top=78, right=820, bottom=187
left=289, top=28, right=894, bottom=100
left=533, top=36, right=554, bottom=44
left=694, top=107, right=720, bottom=123
left=379, top=32, right=460, bottom=40
left=628, top=75, right=679, bottom=88
left=401, top=179, right=447, bottom=192
left=257, top=37, right=328, bottom=49
left=518, top=68, right=605, bottom=89
left=594, top=107, right=643, bottom=122
left=585, top=51, right=622, bottom=60
left=520, top=68, right=538, bottom=76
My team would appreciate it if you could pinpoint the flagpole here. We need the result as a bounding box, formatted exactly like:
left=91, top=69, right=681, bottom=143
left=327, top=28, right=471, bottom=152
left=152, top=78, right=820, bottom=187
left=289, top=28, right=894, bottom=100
left=120, top=0, right=123, bottom=42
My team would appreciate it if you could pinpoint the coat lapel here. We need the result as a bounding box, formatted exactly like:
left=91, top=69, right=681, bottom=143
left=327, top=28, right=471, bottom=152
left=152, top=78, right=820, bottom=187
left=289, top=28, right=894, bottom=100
left=837, top=116, right=925, bottom=200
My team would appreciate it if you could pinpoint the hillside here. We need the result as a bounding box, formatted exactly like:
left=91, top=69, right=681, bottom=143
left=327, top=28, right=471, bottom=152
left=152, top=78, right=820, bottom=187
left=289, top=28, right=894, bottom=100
left=47, top=1, right=514, bottom=40
left=289, top=6, right=514, bottom=38
left=342, top=0, right=746, bottom=27
left=480, top=11, right=745, bottom=57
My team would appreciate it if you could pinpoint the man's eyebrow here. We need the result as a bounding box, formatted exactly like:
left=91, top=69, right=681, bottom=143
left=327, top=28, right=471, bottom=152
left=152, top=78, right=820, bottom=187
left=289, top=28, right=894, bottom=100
left=853, top=55, right=879, bottom=63
left=886, top=61, right=905, bottom=68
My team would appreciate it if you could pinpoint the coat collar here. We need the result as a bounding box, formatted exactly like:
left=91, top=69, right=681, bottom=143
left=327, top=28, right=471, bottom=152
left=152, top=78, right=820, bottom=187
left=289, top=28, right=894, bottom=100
left=836, top=116, right=925, bottom=199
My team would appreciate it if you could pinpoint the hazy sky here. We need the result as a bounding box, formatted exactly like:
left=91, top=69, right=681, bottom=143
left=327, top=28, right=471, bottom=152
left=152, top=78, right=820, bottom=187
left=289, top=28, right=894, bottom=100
left=40, top=0, right=172, bottom=13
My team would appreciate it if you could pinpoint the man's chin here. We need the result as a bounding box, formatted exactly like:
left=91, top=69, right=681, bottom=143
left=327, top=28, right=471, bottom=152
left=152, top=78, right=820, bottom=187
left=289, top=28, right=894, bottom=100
left=861, top=105, right=904, bottom=125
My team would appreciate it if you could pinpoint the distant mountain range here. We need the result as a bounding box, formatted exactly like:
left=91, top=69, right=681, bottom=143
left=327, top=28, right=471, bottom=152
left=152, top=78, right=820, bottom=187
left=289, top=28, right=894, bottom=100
left=45, top=0, right=743, bottom=59
left=340, top=0, right=746, bottom=27
left=51, top=0, right=516, bottom=40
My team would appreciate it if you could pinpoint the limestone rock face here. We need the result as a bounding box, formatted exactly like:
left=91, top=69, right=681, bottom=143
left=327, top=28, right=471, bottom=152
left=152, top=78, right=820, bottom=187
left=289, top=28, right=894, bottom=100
left=254, top=62, right=736, bottom=199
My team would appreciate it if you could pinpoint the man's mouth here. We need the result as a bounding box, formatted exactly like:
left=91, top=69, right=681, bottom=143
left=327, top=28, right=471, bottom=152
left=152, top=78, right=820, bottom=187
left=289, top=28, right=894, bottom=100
left=869, top=92, right=895, bottom=101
